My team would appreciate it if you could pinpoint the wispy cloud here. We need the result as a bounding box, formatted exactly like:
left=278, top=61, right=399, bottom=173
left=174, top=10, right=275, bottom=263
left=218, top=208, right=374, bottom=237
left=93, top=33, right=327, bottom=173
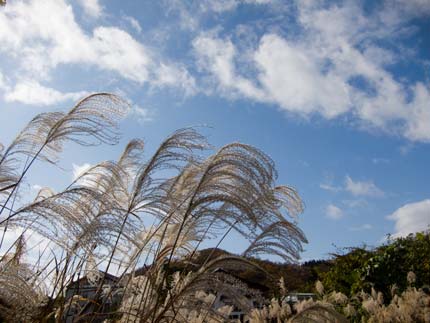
left=387, top=199, right=430, bottom=238
left=199, top=0, right=271, bottom=13
left=345, top=176, right=384, bottom=198
left=124, top=15, right=142, bottom=34
left=342, top=199, right=368, bottom=208
left=349, top=224, right=372, bottom=231
left=399, top=143, right=415, bottom=156
left=129, top=106, right=153, bottom=124
left=319, top=183, right=342, bottom=192
left=320, top=175, right=383, bottom=198
left=372, top=158, right=390, bottom=165
left=325, top=204, right=344, bottom=220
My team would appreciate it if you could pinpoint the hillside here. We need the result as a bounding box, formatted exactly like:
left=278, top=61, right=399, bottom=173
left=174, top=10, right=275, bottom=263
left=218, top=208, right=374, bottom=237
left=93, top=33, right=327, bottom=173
left=167, top=231, right=430, bottom=301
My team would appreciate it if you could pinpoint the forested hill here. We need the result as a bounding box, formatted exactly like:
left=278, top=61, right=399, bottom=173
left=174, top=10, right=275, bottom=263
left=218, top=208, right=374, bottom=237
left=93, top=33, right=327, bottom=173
left=168, top=248, right=333, bottom=298
left=167, top=231, right=430, bottom=300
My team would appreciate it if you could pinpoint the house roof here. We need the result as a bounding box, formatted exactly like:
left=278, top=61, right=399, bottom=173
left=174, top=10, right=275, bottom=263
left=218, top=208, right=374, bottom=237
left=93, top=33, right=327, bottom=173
left=66, top=271, right=119, bottom=289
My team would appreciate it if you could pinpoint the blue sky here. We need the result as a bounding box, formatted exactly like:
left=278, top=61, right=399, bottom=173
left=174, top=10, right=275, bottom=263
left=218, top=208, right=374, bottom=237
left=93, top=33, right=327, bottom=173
left=1, top=0, right=430, bottom=261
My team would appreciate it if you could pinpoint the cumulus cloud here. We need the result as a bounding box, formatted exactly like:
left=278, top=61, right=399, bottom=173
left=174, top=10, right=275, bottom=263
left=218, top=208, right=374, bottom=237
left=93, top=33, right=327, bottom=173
left=4, top=81, right=87, bottom=106
left=193, top=35, right=266, bottom=100
left=0, top=0, right=194, bottom=100
left=92, top=27, right=152, bottom=83
left=0, top=0, right=148, bottom=79
left=387, top=199, right=430, bottom=238
left=345, top=176, right=384, bottom=197
left=325, top=204, right=344, bottom=220
left=192, top=1, right=430, bottom=142
left=77, top=0, right=103, bottom=18
left=254, top=34, right=351, bottom=118
left=2, top=0, right=429, bottom=141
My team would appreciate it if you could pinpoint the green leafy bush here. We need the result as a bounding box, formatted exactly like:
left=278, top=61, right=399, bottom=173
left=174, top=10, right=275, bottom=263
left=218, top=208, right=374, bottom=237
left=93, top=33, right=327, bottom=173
left=322, top=231, right=430, bottom=302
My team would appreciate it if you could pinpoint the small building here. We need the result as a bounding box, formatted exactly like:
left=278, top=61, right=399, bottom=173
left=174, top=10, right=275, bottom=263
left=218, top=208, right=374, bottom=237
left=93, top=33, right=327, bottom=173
left=64, top=271, right=121, bottom=323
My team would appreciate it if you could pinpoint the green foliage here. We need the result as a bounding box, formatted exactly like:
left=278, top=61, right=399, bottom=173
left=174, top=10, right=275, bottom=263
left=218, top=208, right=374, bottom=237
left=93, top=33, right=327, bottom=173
left=321, top=231, right=430, bottom=302
left=322, top=248, right=371, bottom=296
left=363, top=231, right=430, bottom=300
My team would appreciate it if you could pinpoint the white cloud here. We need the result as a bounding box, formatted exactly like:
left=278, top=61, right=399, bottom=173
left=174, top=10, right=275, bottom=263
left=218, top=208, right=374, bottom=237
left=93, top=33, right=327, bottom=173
left=0, top=0, right=148, bottom=80
left=372, top=158, right=390, bottom=164
left=397, top=0, right=430, bottom=14
left=345, top=176, right=384, bottom=197
left=91, top=26, right=151, bottom=83
left=129, top=106, right=153, bottom=124
left=381, top=0, right=430, bottom=24
left=192, top=1, right=430, bottom=142
left=153, top=63, right=197, bottom=96
left=403, top=84, right=430, bottom=142
left=2, top=0, right=429, bottom=140
left=0, top=71, right=6, bottom=90
left=319, top=183, right=341, bottom=192
left=343, top=199, right=368, bottom=208
left=193, top=35, right=266, bottom=100
left=399, top=143, right=414, bottom=155
left=201, top=0, right=239, bottom=13
left=168, top=0, right=271, bottom=33
left=325, top=204, right=344, bottom=220
left=72, top=163, right=92, bottom=180
left=254, top=34, right=351, bottom=118
left=77, top=0, right=103, bottom=18
left=200, top=0, right=271, bottom=12
left=4, top=81, right=87, bottom=106
left=387, top=199, right=430, bottom=238
left=0, top=227, right=51, bottom=264
left=246, top=0, right=271, bottom=3
left=400, top=0, right=430, bottom=15
left=320, top=175, right=384, bottom=198
left=349, top=224, right=372, bottom=231
left=124, top=15, right=142, bottom=34
left=0, top=0, right=194, bottom=99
